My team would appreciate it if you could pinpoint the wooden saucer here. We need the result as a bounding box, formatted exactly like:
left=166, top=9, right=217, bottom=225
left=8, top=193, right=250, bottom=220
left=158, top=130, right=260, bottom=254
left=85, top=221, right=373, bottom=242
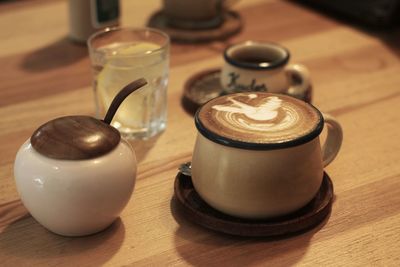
left=174, top=172, right=333, bottom=237
left=147, top=11, right=242, bottom=43
left=181, top=68, right=313, bottom=115
left=182, top=68, right=222, bottom=114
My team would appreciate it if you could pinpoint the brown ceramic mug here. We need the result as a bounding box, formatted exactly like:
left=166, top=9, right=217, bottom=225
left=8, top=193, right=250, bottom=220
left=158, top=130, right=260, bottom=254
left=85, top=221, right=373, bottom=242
left=191, top=92, right=342, bottom=219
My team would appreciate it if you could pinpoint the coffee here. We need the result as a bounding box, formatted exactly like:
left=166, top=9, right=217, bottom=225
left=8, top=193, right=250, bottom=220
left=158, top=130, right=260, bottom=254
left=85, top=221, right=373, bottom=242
left=196, top=92, right=322, bottom=147
left=229, top=45, right=284, bottom=66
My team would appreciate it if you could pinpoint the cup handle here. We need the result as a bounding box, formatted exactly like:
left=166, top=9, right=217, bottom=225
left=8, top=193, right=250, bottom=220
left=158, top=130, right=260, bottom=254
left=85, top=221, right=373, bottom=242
left=321, top=113, right=343, bottom=167
left=285, top=64, right=311, bottom=97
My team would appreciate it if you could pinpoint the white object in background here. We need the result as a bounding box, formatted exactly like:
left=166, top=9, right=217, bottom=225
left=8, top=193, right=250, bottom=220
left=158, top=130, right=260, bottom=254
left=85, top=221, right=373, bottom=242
left=68, top=0, right=120, bottom=43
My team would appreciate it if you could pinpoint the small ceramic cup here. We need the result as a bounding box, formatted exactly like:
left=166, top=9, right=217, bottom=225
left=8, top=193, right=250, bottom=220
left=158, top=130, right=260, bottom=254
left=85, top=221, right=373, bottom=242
left=191, top=92, right=342, bottom=219
left=220, top=41, right=310, bottom=99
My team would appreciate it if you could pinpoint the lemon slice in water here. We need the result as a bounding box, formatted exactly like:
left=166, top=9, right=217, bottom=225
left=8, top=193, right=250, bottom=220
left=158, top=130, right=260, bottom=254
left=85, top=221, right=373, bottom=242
left=96, top=42, right=162, bottom=129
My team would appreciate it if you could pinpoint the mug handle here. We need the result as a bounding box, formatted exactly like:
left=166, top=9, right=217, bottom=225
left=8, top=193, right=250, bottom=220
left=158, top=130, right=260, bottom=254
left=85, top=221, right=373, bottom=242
left=321, top=113, right=343, bottom=167
left=285, top=64, right=311, bottom=97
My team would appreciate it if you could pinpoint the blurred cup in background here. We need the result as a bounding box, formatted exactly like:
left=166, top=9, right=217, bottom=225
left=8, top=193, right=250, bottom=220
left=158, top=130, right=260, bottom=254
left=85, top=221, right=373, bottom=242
left=162, top=0, right=224, bottom=29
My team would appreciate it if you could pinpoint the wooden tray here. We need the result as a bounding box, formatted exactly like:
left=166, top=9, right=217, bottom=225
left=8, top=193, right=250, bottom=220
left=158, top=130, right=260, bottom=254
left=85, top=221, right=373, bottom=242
left=148, top=11, right=242, bottom=43
left=174, top=172, right=333, bottom=237
left=181, top=68, right=313, bottom=115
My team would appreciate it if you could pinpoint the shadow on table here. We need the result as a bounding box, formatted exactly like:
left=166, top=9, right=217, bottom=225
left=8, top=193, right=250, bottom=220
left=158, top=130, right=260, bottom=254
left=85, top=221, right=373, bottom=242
left=128, top=132, right=162, bottom=163
left=170, top=196, right=332, bottom=266
left=20, top=37, right=87, bottom=72
left=288, top=0, right=400, bottom=58
left=374, top=30, right=400, bottom=59
left=0, top=217, right=125, bottom=265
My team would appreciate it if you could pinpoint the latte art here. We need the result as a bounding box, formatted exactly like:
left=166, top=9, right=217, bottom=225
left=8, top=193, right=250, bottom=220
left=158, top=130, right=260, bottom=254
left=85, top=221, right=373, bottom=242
left=212, top=95, right=299, bottom=133
left=197, top=92, right=322, bottom=145
left=212, top=94, right=282, bottom=121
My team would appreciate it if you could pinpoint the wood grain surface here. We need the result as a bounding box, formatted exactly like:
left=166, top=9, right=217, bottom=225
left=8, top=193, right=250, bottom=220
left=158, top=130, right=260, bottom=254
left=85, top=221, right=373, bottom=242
left=1, top=0, right=400, bottom=266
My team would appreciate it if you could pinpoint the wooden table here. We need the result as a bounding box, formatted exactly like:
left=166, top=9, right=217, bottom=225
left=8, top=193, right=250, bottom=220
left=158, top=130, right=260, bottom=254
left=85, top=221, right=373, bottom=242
left=1, top=0, right=400, bottom=266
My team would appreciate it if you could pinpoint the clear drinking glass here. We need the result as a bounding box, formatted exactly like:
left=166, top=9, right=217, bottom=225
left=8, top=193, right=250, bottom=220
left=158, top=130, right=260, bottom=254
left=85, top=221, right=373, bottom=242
left=88, top=27, right=170, bottom=139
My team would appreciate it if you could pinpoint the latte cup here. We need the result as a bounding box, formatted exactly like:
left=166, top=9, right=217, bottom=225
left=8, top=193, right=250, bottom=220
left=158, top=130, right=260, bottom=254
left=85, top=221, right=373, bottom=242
left=191, top=92, right=342, bottom=219
left=220, top=41, right=310, bottom=99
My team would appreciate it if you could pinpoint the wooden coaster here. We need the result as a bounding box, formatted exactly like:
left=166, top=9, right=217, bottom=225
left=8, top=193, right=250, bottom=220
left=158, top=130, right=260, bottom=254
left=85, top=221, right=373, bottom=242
left=182, top=68, right=313, bottom=115
left=148, top=11, right=242, bottom=43
left=174, top=172, right=333, bottom=237
left=182, top=68, right=222, bottom=114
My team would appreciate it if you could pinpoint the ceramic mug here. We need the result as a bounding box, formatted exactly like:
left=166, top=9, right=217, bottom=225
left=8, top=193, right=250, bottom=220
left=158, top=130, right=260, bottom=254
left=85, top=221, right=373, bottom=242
left=191, top=92, right=342, bottom=219
left=163, top=0, right=228, bottom=29
left=220, top=41, right=310, bottom=99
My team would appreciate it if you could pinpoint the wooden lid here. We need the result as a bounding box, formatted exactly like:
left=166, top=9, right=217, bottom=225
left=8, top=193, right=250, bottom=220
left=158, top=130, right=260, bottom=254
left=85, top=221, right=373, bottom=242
left=31, top=116, right=121, bottom=160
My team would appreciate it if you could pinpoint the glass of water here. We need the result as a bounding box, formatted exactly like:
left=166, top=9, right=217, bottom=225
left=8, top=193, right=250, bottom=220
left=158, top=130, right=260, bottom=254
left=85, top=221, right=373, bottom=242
left=88, top=27, right=170, bottom=139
